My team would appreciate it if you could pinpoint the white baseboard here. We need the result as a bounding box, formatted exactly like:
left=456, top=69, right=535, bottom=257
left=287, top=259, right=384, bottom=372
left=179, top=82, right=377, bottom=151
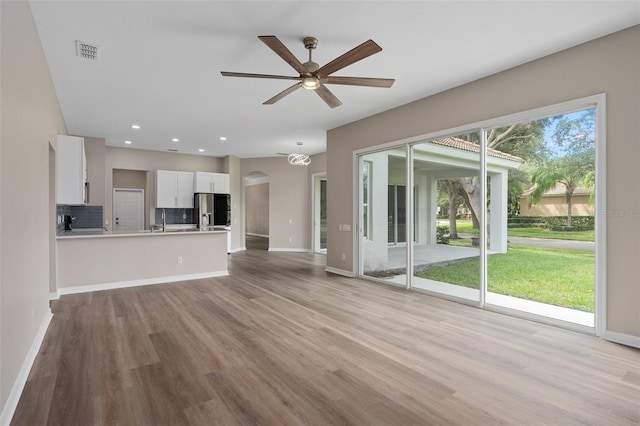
left=268, top=248, right=310, bottom=253
left=0, top=309, right=53, bottom=426
left=245, top=233, right=269, bottom=238
left=49, top=291, right=59, bottom=301
left=230, top=246, right=246, bottom=253
left=604, top=330, right=640, bottom=348
left=325, top=266, right=355, bottom=277
left=57, top=270, right=228, bottom=296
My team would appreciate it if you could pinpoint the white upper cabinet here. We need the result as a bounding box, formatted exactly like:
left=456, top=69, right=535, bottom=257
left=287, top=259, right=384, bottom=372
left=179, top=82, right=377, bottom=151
left=156, top=170, right=194, bottom=208
left=194, top=171, right=229, bottom=194
left=176, top=172, right=195, bottom=207
left=56, top=135, right=87, bottom=205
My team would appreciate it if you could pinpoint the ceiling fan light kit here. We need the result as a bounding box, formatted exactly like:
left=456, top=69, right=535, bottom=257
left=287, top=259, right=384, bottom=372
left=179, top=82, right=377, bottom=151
left=221, top=35, right=395, bottom=108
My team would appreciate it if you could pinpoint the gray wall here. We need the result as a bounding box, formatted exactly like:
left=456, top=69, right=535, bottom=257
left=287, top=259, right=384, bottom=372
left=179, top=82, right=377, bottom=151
left=240, top=157, right=309, bottom=251
left=0, top=1, right=67, bottom=415
left=327, top=25, right=640, bottom=338
left=245, top=183, right=269, bottom=236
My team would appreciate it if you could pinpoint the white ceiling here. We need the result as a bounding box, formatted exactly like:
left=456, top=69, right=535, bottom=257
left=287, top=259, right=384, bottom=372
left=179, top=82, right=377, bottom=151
left=30, top=1, right=639, bottom=159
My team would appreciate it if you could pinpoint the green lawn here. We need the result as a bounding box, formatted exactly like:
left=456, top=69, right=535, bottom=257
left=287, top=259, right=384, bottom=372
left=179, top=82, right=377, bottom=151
left=416, top=244, right=595, bottom=312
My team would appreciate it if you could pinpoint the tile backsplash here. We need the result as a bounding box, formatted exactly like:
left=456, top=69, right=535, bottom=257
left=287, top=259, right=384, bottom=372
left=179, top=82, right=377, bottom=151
left=154, top=208, right=194, bottom=225
left=57, top=205, right=103, bottom=231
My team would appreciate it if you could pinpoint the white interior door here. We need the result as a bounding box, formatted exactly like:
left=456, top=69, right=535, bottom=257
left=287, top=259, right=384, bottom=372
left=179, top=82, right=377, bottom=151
left=114, top=188, right=144, bottom=232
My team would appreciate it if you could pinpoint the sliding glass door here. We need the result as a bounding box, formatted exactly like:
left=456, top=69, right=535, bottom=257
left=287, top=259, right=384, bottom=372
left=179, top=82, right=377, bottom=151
left=410, top=132, right=482, bottom=303
left=359, top=147, right=407, bottom=285
left=356, top=96, right=602, bottom=332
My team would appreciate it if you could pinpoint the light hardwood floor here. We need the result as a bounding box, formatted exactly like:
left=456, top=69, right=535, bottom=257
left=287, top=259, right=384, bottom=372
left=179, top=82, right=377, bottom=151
left=12, top=250, right=640, bottom=425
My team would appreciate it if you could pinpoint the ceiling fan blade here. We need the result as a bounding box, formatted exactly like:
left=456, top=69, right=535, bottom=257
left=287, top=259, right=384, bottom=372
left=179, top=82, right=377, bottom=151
left=263, top=83, right=302, bottom=105
left=258, top=35, right=309, bottom=76
left=315, top=84, right=342, bottom=109
left=326, top=76, right=395, bottom=88
left=221, top=71, right=301, bottom=81
left=316, top=40, right=382, bottom=77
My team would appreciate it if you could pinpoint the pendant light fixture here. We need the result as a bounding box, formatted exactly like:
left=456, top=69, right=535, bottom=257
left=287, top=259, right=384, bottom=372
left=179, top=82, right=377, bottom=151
left=288, top=142, right=311, bottom=166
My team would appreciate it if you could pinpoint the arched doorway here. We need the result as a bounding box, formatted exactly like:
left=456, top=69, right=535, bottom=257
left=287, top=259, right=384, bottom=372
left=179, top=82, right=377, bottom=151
left=244, top=171, right=269, bottom=250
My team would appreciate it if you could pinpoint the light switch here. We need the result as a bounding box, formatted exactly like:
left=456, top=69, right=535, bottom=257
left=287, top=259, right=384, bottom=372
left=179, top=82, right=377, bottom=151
left=343, top=224, right=351, bottom=231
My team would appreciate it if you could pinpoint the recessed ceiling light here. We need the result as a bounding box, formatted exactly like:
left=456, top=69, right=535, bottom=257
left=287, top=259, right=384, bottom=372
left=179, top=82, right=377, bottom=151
left=131, top=124, right=141, bottom=129
left=198, top=149, right=204, bottom=152
left=124, top=140, right=132, bottom=145
left=172, top=138, right=179, bottom=142
left=219, top=136, right=227, bottom=141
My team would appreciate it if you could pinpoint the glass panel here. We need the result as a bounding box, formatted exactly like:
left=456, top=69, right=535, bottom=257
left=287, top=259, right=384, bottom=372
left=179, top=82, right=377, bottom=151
left=485, top=109, right=596, bottom=327
left=360, top=148, right=407, bottom=283
left=410, top=132, right=481, bottom=302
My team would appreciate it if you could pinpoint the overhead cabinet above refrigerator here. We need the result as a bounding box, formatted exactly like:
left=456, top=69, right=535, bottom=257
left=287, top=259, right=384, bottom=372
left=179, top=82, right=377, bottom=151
left=56, top=135, right=88, bottom=205
left=194, top=171, right=229, bottom=194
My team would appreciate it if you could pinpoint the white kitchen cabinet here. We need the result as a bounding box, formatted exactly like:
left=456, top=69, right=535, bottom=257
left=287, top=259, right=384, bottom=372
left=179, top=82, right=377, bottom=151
left=194, top=171, right=229, bottom=194
left=56, top=135, right=87, bottom=205
left=156, top=170, right=194, bottom=208
left=177, top=172, right=195, bottom=207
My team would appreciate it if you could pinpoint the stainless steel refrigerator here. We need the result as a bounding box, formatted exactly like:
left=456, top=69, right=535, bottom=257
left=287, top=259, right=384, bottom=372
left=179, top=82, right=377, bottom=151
left=193, top=193, right=213, bottom=228
left=194, top=192, right=230, bottom=228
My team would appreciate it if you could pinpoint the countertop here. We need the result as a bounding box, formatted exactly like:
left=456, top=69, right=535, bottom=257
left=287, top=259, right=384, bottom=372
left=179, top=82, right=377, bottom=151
left=57, top=226, right=230, bottom=239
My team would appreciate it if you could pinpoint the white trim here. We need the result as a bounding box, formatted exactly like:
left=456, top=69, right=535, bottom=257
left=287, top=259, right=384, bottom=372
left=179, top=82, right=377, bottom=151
left=604, top=330, right=640, bottom=349
left=49, top=291, right=59, bottom=301
left=267, top=248, right=310, bottom=253
left=325, top=266, right=355, bottom=277
left=57, top=271, right=228, bottom=296
left=230, top=246, right=246, bottom=253
left=353, top=152, right=360, bottom=277
left=245, top=232, right=269, bottom=238
left=594, top=94, right=607, bottom=337
left=0, top=309, right=53, bottom=426
left=244, top=175, right=269, bottom=186
left=311, top=172, right=327, bottom=254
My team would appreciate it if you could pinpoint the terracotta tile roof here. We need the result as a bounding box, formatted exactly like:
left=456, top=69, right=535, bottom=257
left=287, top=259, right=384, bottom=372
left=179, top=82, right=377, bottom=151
left=430, top=137, right=524, bottom=163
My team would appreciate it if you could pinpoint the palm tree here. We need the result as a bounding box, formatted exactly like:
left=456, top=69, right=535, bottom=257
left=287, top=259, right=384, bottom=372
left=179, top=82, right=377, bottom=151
left=528, top=153, right=593, bottom=227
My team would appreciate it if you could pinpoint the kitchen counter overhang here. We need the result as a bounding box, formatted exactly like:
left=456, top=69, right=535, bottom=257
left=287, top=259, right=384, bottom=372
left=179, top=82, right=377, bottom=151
left=56, top=229, right=228, bottom=296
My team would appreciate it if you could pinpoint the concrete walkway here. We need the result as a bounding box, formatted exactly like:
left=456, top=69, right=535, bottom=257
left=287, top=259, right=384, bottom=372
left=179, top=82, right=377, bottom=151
left=507, top=236, right=594, bottom=250
left=456, top=233, right=595, bottom=250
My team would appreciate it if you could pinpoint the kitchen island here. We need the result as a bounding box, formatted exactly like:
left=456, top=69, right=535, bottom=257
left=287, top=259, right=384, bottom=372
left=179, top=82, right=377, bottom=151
left=55, top=229, right=228, bottom=296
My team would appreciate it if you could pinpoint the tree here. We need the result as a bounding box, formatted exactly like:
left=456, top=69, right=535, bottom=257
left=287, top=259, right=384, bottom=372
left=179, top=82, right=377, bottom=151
left=449, top=121, right=548, bottom=228
left=528, top=110, right=595, bottom=227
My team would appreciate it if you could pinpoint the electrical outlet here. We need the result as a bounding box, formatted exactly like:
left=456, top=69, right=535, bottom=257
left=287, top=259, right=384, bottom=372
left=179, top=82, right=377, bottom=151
left=288, top=237, right=293, bottom=242
left=341, top=253, right=346, bottom=260
left=343, top=224, right=351, bottom=231
left=177, top=256, right=183, bottom=264
left=182, top=213, right=186, bottom=219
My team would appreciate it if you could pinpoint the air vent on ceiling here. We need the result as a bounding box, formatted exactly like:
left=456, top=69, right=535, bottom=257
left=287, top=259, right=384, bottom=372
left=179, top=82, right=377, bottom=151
left=76, top=41, right=99, bottom=60
left=167, top=149, right=178, bottom=152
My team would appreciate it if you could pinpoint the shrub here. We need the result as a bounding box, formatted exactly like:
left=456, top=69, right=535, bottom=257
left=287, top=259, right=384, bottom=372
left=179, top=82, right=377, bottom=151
left=436, top=225, right=450, bottom=244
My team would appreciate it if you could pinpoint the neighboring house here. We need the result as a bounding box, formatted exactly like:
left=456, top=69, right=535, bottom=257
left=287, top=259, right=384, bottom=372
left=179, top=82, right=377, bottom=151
left=519, top=183, right=594, bottom=216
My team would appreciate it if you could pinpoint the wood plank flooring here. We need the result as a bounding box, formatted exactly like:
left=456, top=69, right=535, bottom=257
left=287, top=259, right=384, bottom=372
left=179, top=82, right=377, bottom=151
left=11, top=250, right=640, bottom=425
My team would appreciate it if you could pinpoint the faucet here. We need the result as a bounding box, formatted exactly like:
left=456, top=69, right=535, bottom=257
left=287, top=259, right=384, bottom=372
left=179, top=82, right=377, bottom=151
left=161, top=208, right=166, bottom=232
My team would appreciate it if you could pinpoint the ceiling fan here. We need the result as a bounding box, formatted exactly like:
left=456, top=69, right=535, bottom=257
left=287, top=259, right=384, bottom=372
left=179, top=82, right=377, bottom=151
left=221, top=35, right=395, bottom=108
